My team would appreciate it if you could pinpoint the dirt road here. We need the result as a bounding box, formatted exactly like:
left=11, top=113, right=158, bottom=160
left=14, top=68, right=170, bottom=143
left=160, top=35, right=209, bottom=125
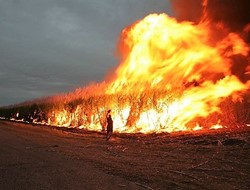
left=0, top=120, right=249, bottom=190
left=0, top=121, right=144, bottom=190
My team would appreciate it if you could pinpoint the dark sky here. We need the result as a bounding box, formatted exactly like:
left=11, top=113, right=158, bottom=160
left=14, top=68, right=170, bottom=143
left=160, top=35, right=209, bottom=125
left=0, top=0, right=172, bottom=106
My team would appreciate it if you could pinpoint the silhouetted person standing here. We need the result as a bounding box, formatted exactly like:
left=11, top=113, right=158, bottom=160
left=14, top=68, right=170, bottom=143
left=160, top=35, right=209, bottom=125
left=106, top=110, right=113, bottom=140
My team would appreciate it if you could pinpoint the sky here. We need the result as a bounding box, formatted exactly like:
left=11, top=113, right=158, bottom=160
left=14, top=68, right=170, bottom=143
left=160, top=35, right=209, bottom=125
left=0, top=0, right=172, bottom=106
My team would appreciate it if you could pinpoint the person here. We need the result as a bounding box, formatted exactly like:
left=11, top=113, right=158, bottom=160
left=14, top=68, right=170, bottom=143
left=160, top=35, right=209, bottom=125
left=106, top=110, right=113, bottom=140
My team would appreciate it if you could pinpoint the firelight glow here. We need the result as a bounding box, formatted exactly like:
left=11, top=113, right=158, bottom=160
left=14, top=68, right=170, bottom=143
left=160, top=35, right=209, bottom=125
left=102, top=13, right=249, bottom=133
left=42, top=6, right=249, bottom=133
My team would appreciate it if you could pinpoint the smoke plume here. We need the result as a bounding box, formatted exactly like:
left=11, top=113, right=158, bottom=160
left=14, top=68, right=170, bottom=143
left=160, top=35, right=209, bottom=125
left=171, top=0, right=250, bottom=32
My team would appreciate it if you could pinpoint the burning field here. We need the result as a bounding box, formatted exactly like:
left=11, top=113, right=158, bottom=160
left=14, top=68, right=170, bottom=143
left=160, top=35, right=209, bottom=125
left=0, top=0, right=250, bottom=134
left=0, top=1, right=250, bottom=189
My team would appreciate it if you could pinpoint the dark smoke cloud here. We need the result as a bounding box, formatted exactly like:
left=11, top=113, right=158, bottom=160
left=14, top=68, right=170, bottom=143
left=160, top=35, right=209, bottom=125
left=207, top=0, right=250, bottom=32
left=171, top=0, right=250, bottom=32
left=207, top=0, right=250, bottom=44
left=170, top=0, right=203, bottom=23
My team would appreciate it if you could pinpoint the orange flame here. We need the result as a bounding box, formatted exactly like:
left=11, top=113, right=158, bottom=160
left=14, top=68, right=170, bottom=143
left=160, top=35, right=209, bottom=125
left=103, top=13, right=249, bottom=133
left=44, top=12, right=249, bottom=134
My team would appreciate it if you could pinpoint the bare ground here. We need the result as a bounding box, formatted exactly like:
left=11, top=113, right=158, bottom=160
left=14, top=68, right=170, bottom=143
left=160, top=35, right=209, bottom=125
left=0, top=120, right=249, bottom=190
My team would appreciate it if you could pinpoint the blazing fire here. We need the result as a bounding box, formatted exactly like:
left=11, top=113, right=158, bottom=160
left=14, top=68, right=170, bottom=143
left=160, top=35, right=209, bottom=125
left=101, top=12, right=249, bottom=133
left=1, top=1, right=250, bottom=134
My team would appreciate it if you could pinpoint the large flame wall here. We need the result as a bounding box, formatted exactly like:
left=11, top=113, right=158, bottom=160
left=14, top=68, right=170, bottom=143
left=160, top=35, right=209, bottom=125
left=0, top=2, right=250, bottom=134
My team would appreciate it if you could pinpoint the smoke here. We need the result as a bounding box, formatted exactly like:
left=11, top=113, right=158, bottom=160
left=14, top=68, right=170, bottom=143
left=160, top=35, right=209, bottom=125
left=207, top=0, right=250, bottom=32
left=170, top=0, right=203, bottom=23
left=170, top=0, right=250, bottom=31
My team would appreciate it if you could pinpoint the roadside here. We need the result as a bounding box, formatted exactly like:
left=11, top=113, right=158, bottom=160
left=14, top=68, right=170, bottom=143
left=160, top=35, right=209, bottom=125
left=0, top=120, right=249, bottom=190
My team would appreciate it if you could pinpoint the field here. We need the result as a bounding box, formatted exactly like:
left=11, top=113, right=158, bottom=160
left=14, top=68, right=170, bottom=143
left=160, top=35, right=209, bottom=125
left=0, top=120, right=249, bottom=190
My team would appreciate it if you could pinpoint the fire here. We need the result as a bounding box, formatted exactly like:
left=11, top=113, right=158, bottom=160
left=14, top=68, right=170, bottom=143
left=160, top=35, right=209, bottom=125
left=49, top=110, right=71, bottom=127
left=103, top=13, right=249, bottom=133
left=210, top=124, right=223, bottom=130
left=107, top=14, right=248, bottom=93
left=4, top=3, right=249, bottom=134
left=45, top=12, right=249, bottom=133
